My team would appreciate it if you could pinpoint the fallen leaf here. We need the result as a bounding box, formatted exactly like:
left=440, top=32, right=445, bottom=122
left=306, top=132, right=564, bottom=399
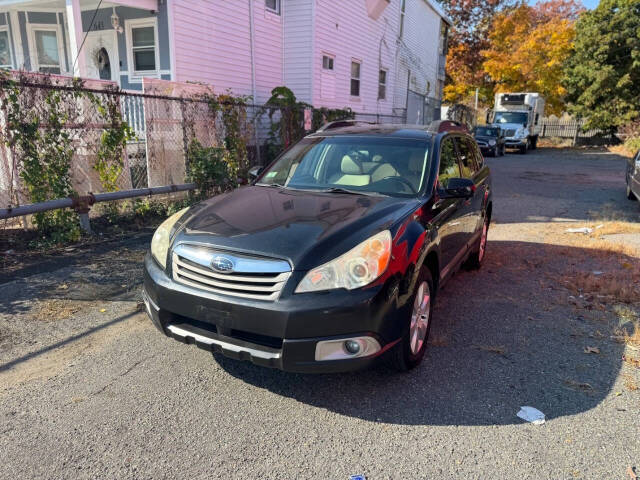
left=100, top=308, right=106, bottom=313
left=58, top=284, right=69, bottom=290
left=583, top=346, right=600, bottom=354
left=627, top=466, right=638, bottom=480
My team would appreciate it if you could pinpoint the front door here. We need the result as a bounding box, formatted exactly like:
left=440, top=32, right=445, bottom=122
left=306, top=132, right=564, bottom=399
left=84, top=30, right=119, bottom=83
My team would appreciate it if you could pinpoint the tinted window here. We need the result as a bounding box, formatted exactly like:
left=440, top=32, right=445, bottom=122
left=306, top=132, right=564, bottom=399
left=438, top=137, right=460, bottom=187
left=457, top=137, right=478, bottom=178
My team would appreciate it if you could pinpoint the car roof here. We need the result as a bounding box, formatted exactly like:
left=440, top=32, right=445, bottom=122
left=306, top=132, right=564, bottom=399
left=306, top=123, right=436, bottom=141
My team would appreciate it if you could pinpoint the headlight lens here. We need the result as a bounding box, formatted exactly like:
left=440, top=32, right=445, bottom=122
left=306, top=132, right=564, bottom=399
left=516, top=129, right=526, bottom=138
left=295, top=230, right=392, bottom=293
left=151, top=208, right=189, bottom=269
left=489, top=140, right=496, bottom=146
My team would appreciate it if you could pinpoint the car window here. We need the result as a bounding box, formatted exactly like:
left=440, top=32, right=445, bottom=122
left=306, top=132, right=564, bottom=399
left=456, top=137, right=478, bottom=178
left=438, top=137, right=460, bottom=187
left=256, top=136, right=431, bottom=197
left=471, top=140, right=484, bottom=168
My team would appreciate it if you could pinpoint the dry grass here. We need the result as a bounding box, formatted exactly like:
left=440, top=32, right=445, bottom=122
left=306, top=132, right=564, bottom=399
left=623, top=374, right=638, bottom=391
left=567, top=272, right=640, bottom=304
left=31, top=299, right=83, bottom=322
left=588, top=222, right=640, bottom=237
left=607, top=145, right=636, bottom=158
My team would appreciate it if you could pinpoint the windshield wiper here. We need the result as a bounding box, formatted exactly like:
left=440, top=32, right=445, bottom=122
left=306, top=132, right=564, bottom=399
left=255, top=182, right=286, bottom=189
left=320, top=187, right=387, bottom=197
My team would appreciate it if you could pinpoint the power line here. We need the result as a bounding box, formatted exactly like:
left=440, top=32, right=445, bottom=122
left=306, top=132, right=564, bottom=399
left=71, top=0, right=104, bottom=74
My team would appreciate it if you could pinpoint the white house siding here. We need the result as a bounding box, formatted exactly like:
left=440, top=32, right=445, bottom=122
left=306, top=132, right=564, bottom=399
left=311, top=0, right=399, bottom=115
left=282, top=0, right=313, bottom=104
left=393, top=0, right=445, bottom=114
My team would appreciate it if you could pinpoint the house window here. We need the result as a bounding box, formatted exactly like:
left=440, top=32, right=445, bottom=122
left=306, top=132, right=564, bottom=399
left=378, top=69, right=387, bottom=100
left=265, top=0, right=281, bottom=15
left=399, top=0, right=406, bottom=39
left=350, top=61, right=361, bottom=97
left=0, top=29, right=12, bottom=69
left=29, top=26, right=63, bottom=74
left=126, top=18, right=159, bottom=78
left=322, top=55, right=334, bottom=70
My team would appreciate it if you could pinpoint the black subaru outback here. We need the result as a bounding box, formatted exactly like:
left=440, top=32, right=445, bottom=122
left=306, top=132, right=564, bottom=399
left=143, top=122, right=492, bottom=373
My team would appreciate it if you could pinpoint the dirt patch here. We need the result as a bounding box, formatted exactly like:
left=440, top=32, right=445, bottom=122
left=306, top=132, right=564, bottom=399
left=30, top=299, right=85, bottom=322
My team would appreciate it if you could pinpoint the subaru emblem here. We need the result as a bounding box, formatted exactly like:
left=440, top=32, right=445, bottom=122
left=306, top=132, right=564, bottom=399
left=210, top=255, right=235, bottom=274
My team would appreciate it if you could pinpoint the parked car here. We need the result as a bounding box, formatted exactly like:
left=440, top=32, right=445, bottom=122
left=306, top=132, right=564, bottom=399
left=142, top=122, right=492, bottom=373
left=473, top=126, right=505, bottom=157
left=627, top=150, right=640, bottom=201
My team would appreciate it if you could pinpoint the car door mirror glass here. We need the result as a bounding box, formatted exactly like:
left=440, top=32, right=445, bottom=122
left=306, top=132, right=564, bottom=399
left=443, top=177, right=475, bottom=198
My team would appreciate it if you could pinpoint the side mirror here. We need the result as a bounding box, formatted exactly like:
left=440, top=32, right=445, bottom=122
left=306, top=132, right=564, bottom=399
left=443, top=178, right=476, bottom=199
left=248, top=165, right=264, bottom=181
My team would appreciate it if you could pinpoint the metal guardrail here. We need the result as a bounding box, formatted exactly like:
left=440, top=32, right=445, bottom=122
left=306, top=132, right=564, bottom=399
left=0, top=183, right=196, bottom=233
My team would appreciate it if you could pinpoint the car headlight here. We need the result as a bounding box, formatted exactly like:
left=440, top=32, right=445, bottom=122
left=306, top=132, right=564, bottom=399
left=489, top=140, right=496, bottom=146
left=151, top=208, right=189, bottom=269
left=516, top=129, right=527, bottom=138
left=295, top=230, right=392, bottom=293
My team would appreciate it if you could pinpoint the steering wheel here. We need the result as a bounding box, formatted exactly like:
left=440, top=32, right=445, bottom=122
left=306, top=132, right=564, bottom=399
left=379, top=176, right=417, bottom=194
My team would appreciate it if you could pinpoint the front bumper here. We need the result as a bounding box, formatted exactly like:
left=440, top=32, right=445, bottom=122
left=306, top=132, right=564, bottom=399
left=505, top=139, right=526, bottom=148
left=143, top=254, right=403, bottom=373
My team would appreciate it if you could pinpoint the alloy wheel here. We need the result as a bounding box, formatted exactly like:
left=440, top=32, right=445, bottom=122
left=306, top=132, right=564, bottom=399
left=478, top=218, right=488, bottom=262
left=409, top=281, right=431, bottom=355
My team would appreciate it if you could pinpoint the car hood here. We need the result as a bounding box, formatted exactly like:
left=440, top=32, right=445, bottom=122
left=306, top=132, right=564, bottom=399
left=174, top=186, right=421, bottom=270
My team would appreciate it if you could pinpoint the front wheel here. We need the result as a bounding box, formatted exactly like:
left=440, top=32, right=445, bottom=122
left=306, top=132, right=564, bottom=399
left=389, top=268, right=434, bottom=372
left=519, top=141, right=528, bottom=154
left=628, top=183, right=637, bottom=201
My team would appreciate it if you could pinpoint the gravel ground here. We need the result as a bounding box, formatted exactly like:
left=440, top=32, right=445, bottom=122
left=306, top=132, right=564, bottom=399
left=1, top=148, right=639, bottom=480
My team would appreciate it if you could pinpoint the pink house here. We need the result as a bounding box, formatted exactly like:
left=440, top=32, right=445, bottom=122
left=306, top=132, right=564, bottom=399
left=0, top=0, right=449, bottom=119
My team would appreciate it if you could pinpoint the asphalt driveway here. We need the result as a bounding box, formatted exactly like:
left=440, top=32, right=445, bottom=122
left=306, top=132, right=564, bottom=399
left=1, top=148, right=639, bottom=479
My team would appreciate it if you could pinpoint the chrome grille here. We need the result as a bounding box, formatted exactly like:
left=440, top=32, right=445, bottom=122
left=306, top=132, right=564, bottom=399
left=505, top=129, right=516, bottom=137
left=172, top=244, right=292, bottom=301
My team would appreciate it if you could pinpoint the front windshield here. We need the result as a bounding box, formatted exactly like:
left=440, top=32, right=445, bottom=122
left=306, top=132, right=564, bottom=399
left=475, top=127, right=499, bottom=136
left=494, top=112, right=528, bottom=125
left=256, top=136, right=430, bottom=196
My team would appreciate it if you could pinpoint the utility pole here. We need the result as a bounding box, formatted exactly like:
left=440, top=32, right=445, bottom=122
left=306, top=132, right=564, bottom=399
left=475, top=88, right=479, bottom=110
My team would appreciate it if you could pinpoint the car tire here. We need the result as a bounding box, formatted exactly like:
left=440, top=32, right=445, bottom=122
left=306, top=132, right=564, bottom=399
left=465, top=213, right=489, bottom=270
left=388, top=268, right=434, bottom=372
left=520, top=140, right=529, bottom=155
left=628, top=183, right=637, bottom=201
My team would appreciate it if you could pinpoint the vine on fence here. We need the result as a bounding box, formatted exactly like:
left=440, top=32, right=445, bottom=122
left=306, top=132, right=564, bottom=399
left=186, top=140, right=235, bottom=199
left=0, top=72, right=134, bottom=243
left=0, top=73, right=82, bottom=243
left=261, top=86, right=354, bottom=163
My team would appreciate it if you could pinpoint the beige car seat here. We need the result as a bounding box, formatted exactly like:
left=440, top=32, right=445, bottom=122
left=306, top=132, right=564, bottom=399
left=329, top=155, right=371, bottom=186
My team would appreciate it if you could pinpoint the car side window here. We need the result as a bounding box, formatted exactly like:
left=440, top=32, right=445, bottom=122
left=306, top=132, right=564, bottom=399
left=471, top=139, right=484, bottom=169
left=456, top=137, right=477, bottom=178
left=438, top=137, right=461, bottom=188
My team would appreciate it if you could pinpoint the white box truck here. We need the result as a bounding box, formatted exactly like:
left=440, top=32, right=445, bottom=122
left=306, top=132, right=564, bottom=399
left=488, top=93, right=545, bottom=154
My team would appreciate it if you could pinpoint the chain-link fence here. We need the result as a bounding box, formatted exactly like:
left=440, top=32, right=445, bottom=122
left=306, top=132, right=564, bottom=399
left=0, top=74, right=407, bottom=234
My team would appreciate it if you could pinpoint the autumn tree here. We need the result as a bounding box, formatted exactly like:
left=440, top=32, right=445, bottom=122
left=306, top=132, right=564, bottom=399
left=438, top=0, right=516, bottom=106
left=563, top=0, right=640, bottom=130
left=482, top=0, right=582, bottom=115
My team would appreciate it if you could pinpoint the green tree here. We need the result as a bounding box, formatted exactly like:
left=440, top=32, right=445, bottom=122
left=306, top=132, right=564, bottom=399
left=563, top=0, right=640, bottom=130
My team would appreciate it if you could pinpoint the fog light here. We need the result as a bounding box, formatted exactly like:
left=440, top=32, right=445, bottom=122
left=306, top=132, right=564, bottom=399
left=344, top=340, right=361, bottom=355
left=315, top=336, right=381, bottom=361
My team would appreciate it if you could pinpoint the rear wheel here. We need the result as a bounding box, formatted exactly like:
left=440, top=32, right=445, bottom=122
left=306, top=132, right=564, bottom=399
left=465, top=213, right=489, bottom=270
left=389, top=268, right=434, bottom=372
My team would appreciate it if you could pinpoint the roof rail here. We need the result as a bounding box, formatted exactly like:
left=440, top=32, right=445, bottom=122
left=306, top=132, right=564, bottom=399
left=316, top=119, right=376, bottom=132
